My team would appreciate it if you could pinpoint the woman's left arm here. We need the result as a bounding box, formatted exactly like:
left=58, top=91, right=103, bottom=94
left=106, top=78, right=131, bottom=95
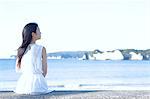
left=42, top=47, right=48, bottom=77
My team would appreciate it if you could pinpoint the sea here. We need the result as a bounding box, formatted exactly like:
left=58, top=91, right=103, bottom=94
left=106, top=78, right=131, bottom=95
left=0, top=59, right=150, bottom=91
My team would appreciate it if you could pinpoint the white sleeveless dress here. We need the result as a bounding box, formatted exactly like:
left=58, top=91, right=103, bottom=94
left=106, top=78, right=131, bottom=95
left=15, top=44, right=50, bottom=95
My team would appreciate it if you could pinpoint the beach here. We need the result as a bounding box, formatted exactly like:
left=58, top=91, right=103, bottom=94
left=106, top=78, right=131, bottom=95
left=0, top=90, right=150, bottom=99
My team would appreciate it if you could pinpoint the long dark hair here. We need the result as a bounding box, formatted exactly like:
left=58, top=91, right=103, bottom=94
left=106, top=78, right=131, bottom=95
left=17, top=23, right=38, bottom=68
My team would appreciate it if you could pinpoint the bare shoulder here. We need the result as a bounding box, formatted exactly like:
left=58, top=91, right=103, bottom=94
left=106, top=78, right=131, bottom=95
left=42, top=46, right=47, bottom=52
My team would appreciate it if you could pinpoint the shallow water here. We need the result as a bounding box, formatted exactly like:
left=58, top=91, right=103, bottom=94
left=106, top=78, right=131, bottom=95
left=0, top=59, right=150, bottom=91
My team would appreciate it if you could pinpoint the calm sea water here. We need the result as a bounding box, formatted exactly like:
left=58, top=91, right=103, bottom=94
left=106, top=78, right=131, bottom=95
left=0, top=59, right=150, bottom=91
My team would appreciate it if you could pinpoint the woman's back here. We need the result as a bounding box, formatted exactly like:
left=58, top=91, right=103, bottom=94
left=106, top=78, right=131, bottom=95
left=15, top=44, right=49, bottom=94
left=21, top=44, right=43, bottom=74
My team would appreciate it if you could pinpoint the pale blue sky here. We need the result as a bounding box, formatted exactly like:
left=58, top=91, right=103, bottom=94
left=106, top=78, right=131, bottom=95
left=0, top=0, right=150, bottom=57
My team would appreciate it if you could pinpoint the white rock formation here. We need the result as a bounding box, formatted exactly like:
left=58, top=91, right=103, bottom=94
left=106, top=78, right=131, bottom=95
left=129, top=52, right=143, bottom=60
left=93, top=50, right=123, bottom=60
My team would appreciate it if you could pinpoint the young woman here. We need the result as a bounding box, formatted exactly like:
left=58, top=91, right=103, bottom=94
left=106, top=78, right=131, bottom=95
left=15, top=23, right=50, bottom=95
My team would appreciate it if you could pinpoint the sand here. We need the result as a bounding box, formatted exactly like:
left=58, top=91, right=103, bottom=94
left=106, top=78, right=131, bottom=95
left=0, top=90, right=150, bottom=99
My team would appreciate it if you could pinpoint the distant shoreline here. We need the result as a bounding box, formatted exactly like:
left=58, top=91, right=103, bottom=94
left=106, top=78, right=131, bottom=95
left=2, top=49, right=150, bottom=60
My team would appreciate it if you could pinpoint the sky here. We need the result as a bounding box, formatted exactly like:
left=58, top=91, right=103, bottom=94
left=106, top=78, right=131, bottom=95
left=0, top=0, right=150, bottom=57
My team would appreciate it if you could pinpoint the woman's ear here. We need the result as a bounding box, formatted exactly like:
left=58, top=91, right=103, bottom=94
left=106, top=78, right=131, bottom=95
left=32, top=32, right=35, bottom=37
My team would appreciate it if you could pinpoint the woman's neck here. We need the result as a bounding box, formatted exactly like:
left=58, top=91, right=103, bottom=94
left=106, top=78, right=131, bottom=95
left=30, top=41, right=36, bottom=44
